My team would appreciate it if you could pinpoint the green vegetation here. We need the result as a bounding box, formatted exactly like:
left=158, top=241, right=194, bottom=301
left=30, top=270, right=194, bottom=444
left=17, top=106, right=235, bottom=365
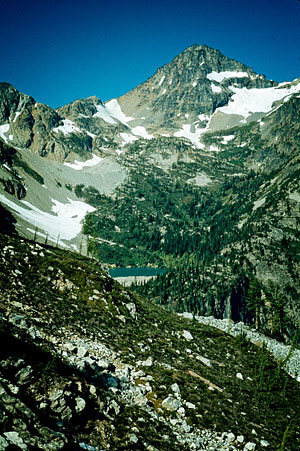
left=76, top=124, right=300, bottom=343
left=0, top=233, right=299, bottom=449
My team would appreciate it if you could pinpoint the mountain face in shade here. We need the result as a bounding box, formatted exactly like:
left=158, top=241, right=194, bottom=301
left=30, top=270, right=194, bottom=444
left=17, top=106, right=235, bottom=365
left=0, top=44, right=300, bottom=344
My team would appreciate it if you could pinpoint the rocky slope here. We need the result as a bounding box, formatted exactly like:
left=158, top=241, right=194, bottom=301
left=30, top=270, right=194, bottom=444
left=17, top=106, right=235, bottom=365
left=0, top=232, right=300, bottom=450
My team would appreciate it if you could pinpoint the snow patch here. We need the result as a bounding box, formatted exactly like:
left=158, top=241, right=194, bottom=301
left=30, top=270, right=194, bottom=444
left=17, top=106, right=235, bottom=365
left=0, top=124, right=10, bottom=143
left=93, top=104, right=116, bottom=124
left=64, top=154, right=103, bottom=170
left=209, top=145, right=220, bottom=152
left=105, top=99, right=134, bottom=124
left=159, top=75, right=165, bottom=86
left=120, top=133, right=138, bottom=145
left=131, top=126, right=154, bottom=139
left=53, top=119, right=81, bottom=136
left=13, top=111, right=22, bottom=123
left=198, top=114, right=210, bottom=121
left=207, top=71, right=249, bottom=83
left=174, top=124, right=206, bottom=149
left=222, top=135, right=235, bottom=143
left=162, top=88, right=166, bottom=95
left=86, top=131, right=97, bottom=138
left=253, top=197, right=266, bottom=211
left=0, top=195, right=95, bottom=242
left=218, top=83, right=300, bottom=118
left=211, top=84, right=222, bottom=93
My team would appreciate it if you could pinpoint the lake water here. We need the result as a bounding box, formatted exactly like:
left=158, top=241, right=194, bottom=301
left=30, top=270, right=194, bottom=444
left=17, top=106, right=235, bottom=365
left=109, top=267, right=166, bottom=278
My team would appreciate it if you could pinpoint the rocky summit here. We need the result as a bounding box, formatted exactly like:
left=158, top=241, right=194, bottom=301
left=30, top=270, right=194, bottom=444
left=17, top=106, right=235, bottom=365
left=0, top=44, right=300, bottom=449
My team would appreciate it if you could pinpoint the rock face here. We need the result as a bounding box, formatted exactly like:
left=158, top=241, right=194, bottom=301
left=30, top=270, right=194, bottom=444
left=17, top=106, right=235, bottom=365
left=0, top=82, right=65, bottom=157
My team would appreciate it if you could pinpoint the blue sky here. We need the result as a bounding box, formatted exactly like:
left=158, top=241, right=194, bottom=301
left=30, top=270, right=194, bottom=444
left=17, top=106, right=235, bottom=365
left=1, top=0, right=299, bottom=108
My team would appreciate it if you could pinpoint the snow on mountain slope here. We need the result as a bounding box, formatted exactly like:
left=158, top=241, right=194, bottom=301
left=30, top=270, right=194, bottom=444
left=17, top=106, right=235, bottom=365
left=0, top=194, right=95, bottom=247
left=53, top=119, right=81, bottom=136
left=64, top=154, right=103, bottom=170
left=206, top=70, right=250, bottom=82
left=217, top=80, right=300, bottom=118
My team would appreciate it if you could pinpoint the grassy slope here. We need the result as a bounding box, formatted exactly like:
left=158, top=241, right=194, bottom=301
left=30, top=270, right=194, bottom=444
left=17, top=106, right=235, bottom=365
left=0, top=233, right=299, bottom=450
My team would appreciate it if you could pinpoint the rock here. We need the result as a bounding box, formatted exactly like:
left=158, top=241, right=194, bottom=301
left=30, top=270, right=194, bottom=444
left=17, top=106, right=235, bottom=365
left=15, top=365, right=33, bottom=384
left=126, top=303, right=137, bottom=319
left=130, top=433, right=138, bottom=443
left=236, top=372, right=244, bottom=380
left=49, top=388, right=64, bottom=403
left=244, top=442, right=256, bottom=450
left=141, top=357, right=153, bottom=367
left=182, top=312, right=194, bottom=320
left=197, top=355, right=212, bottom=367
left=171, top=383, right=180, bottom=394
left=134, top=393, right=148, bottom=406
left=182, top=330, right=193, bottom=340
left=97, top=359, right=110, bottom=370
left=237, top=435, right=245, bottom=443
left=227, top=432, right=235, bottom=443
left=60, top=406, right=73, bottom=421
left=0, top=436, right=9, bottom=449
left=4, top=431, right=27, bottom=450
left=260, top=439, right=270, bottom=447
left=64, top=342, right=77, bottom=353
left=161, top=396, right=181, bottom=412
left=182, top=421, right=191, bottom=432
left=75, top=397, right=86, bottom=413
left=177, top=406, right=186, bottom=416
left=77, top=344, right=89, bottom=358
left=0, top=384, right=6, bottom=396
left=109, top=400, right=120, bottom=415
left=10, top=314, right=29, bottom=329
left=89, top=385, right=97, bottom=395
left=186, top=402, right=196, bottom=409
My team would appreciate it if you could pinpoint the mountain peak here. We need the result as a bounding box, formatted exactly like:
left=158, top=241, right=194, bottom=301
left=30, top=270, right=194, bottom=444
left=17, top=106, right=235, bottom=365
left=117, top=44, right=276, bottom=130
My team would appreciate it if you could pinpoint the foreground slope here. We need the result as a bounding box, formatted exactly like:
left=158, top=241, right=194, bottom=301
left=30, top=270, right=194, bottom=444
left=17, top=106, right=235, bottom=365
left=0, top=233, right=300, bottom=450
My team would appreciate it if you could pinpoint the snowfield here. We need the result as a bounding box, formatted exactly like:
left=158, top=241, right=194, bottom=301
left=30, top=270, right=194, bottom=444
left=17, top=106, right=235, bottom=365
left=53, top=119, right=81, bottom=136
left=64, top=154, right=103, bottom=170
left=0, top=194, right=95, bottom=243
left=207, top=71, right=249, bottom=82
left=0, top=124, right=10, bottom=143
left=218, top=82, right=300, bottom=118
left=93, top=99, right=134, bottom=125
